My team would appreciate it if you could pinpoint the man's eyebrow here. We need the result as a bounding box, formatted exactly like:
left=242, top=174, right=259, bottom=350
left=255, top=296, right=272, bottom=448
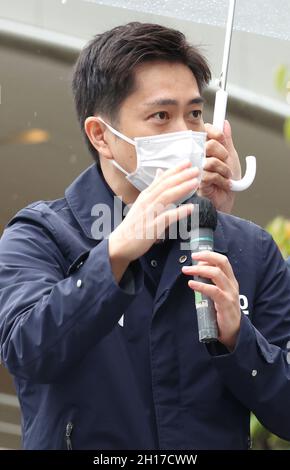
left=143, top=97, right=204, bottom=107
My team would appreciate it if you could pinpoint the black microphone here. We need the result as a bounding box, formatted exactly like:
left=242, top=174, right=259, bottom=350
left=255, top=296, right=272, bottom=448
left=188, top=195, right=218, bottom=343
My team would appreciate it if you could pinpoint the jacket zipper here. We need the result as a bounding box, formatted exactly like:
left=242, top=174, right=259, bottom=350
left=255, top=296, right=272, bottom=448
left=65, top=422, right=73, bottom=450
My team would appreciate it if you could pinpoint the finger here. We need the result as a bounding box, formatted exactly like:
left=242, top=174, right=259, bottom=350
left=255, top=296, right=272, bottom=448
left=223, top=120, right=236, bottom=152
left=195, top=261, right=209, bottom=266
left=206, top=140, right=229, bottom=164
left=152, top=168, right=164, bottom=184
left=182, top=264, right=229, bottom=291
left=149, top=167, right=199, bottom=201
left=156, top=168, right=164, bottom=178
left=199, top=171, right=230, bottom=192
left=187, top=279, right=222, bottom=303
left=154, top=203, right=194, bottom=236
left=203, top=156, right=232, bottom=179
left=204, top=123, right=226, bottom=145
left=160, top=167, right=199, bottom=193
left=190, top=251, right=236, bottom=282
left=157, top=177, right=199, bottom=206
left=147, top=159, right=193, bottom=191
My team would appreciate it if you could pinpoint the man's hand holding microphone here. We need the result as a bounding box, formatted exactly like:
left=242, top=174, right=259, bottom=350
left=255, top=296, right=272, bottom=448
left=109, top=159, right=241, bottom=351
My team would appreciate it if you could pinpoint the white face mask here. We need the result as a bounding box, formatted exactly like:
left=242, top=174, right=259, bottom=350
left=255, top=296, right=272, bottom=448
left=98, top=117, right=207, bottom=202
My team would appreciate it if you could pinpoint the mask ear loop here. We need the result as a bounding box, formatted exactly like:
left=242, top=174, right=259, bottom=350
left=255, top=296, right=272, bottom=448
left=110, top=159, right=130, bottom=176
left=97, top=116, right=141, bottom=177
left=97, top=117, right=135, bottom=145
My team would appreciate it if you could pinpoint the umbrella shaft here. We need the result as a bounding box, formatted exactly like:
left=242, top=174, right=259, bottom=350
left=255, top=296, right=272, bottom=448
left=220, top=0, right=236, bottom=90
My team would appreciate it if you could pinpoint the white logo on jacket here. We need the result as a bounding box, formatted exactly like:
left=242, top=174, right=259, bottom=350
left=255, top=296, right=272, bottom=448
left=239, top=295, right=249, bottom=315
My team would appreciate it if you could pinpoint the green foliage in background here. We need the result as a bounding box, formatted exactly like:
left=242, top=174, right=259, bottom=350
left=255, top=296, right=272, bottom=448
left=266, top=216, right=290, bottom=258
left=275, top=64, right=289, bottom=93
left=250, top=216, right=290, bottom=450
left=274, top=65, right=290, bottom=143
left=251, top=415, right=290, bottom=450
left=284, top=117, right=290, bottom=143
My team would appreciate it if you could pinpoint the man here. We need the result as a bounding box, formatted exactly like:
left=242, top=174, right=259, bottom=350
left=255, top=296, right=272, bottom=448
left=0, top=22, right=289, bottom=450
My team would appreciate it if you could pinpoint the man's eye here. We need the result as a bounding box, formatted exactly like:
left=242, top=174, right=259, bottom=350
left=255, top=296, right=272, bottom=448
left=152, top=111, right=169, bottom=120
left=190, top=110, right=202, bottom=119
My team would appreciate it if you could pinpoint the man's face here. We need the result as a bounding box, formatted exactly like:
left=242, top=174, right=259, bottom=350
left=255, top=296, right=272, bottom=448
left=104, top=60, right=205, bottom=174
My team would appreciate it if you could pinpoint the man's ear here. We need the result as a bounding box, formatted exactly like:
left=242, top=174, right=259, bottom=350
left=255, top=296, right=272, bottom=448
left=84, top=117, right=113, bottom=160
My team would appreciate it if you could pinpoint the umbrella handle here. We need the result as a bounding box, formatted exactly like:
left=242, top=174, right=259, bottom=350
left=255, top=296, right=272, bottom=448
left=213, top=89, right=256, bottom=192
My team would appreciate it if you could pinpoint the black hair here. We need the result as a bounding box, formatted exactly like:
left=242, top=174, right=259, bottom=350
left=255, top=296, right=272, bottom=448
left=72, top=22, right=211, bottom=162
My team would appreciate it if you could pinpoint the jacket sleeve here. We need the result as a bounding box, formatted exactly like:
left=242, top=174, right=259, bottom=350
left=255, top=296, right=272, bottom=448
left=209, top=229, right=290, bottom=441
left=0, top=218, right=144, bottom=383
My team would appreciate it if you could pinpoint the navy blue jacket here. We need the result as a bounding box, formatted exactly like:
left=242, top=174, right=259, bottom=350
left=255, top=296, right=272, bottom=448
left=0, top=164, right=290, bottom=449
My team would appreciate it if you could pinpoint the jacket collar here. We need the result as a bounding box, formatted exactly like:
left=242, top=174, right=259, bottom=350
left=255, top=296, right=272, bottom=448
left=65, top=163, right=120, bottom=240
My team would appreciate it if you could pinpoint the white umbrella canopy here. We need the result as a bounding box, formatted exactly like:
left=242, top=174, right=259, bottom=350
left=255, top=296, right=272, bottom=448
left=83, top=0, right=290, bottom=41
left=78, top=0, right=289, bottom=111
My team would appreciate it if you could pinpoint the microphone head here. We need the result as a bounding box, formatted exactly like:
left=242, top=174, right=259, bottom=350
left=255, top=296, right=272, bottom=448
left=188, top=195, right=218, bottom=230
